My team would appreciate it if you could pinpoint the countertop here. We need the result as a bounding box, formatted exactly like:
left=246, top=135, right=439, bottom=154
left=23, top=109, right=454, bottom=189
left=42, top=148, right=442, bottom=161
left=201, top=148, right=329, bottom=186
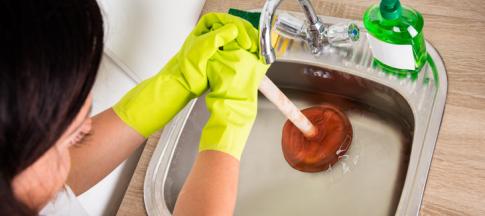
left=117, top=0, right=485, bottom=215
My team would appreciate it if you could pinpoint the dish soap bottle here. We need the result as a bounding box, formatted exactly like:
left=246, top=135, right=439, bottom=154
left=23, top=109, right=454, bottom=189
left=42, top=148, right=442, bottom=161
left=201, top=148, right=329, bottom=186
left=363, top=0, right=426, bottom=78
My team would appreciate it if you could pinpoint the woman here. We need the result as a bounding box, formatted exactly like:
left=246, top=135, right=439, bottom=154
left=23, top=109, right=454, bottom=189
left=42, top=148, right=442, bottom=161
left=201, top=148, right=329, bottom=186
left=0, top=0, right=268, bottom=215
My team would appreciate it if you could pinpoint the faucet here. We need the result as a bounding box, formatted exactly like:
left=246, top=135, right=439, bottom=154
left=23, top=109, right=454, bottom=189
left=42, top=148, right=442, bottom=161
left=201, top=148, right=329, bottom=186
left=259, top=0, right=325, bottom=64
left=259, top=0, right=360, bottom=64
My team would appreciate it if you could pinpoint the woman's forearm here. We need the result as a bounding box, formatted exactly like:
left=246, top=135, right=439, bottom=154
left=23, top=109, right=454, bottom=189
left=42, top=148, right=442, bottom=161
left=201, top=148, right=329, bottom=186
left=174, top=151, right=240, bottom=216
left=67, top=108, right=145, bottom=195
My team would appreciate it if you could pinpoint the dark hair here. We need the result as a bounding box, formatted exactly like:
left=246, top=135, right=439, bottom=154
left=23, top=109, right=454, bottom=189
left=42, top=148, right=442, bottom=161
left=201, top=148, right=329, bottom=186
left=0, top=0, right=104, bottom=215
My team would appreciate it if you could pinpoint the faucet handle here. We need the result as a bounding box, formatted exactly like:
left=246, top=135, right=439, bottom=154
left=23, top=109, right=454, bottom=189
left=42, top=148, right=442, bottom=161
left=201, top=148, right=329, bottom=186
left=275, top=13, right=360, bottom=49
left=325, top=22, right=360, bottom=48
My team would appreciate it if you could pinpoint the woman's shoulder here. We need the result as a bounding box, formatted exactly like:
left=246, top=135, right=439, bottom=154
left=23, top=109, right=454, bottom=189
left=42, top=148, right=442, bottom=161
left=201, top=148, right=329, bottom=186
left=39, top=185, right=89, bottom=216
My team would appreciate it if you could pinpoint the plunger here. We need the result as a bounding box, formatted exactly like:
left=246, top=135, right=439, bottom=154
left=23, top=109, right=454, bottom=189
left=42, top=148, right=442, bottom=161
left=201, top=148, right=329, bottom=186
left=258, top=76, right=353, bottom=172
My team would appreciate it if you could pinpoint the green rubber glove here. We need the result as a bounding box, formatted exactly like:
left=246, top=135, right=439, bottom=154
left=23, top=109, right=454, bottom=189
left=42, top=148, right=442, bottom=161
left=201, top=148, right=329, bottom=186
left=113, top=13, right=258, bottom=138
left=199, top=39, right=270, bottom=160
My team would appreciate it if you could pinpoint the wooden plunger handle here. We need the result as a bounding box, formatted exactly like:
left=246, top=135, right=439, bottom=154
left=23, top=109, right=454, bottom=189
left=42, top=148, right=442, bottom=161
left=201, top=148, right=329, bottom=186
left=258, top=76, right=317, bottom=138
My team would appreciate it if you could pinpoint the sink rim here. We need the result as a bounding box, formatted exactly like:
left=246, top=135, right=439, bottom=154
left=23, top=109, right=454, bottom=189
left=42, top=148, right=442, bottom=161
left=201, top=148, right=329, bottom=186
left=143, top=14, right=448, bottom=216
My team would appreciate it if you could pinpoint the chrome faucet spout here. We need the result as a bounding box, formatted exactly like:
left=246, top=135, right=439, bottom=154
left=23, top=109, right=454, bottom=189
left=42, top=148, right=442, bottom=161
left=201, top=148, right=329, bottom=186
left=259, top=0, right=325, bottom=64
left=259, top=0, right=281, bottom=64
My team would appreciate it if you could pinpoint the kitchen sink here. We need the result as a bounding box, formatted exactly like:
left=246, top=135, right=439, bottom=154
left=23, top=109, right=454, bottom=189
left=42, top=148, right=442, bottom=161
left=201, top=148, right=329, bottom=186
left=143, top=14, right=447, bottom=216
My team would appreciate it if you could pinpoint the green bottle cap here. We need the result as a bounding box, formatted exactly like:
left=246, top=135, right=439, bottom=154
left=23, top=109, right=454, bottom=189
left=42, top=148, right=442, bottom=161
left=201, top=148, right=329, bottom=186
left=380, top=0, right=402, bottom=20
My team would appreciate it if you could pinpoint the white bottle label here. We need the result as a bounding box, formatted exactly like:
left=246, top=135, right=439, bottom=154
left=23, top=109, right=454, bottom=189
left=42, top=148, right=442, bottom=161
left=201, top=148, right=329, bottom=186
left=367, top=33, right=415, bottom=70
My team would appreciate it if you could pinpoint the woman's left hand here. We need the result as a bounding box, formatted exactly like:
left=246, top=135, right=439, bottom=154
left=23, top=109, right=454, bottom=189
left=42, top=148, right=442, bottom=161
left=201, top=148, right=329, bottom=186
left=113, top=13, right=258, bottom=138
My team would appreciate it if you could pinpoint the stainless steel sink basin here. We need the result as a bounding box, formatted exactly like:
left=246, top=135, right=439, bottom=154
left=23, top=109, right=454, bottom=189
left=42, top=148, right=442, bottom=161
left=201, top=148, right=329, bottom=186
left=143, top=14, right=447, bottom=216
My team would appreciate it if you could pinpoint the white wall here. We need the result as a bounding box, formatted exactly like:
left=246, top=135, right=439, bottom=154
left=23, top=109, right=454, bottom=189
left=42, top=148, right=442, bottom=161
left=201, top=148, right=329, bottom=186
left=99, top=0, right=207, bottom=82
left=80, top=1, right=206, bottom=215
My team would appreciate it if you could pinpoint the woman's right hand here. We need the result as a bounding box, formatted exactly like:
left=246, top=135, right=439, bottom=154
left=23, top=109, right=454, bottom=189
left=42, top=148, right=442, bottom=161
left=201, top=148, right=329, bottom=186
left=198, top=29, right=270, bottom=160
left=173, top=18, right=270, bottom=216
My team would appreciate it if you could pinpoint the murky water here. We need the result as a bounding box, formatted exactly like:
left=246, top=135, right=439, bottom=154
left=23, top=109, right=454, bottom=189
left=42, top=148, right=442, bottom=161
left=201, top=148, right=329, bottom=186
left=235, top=89, right=412, bottom=216
left=163, top=63, right=414, bottom=215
